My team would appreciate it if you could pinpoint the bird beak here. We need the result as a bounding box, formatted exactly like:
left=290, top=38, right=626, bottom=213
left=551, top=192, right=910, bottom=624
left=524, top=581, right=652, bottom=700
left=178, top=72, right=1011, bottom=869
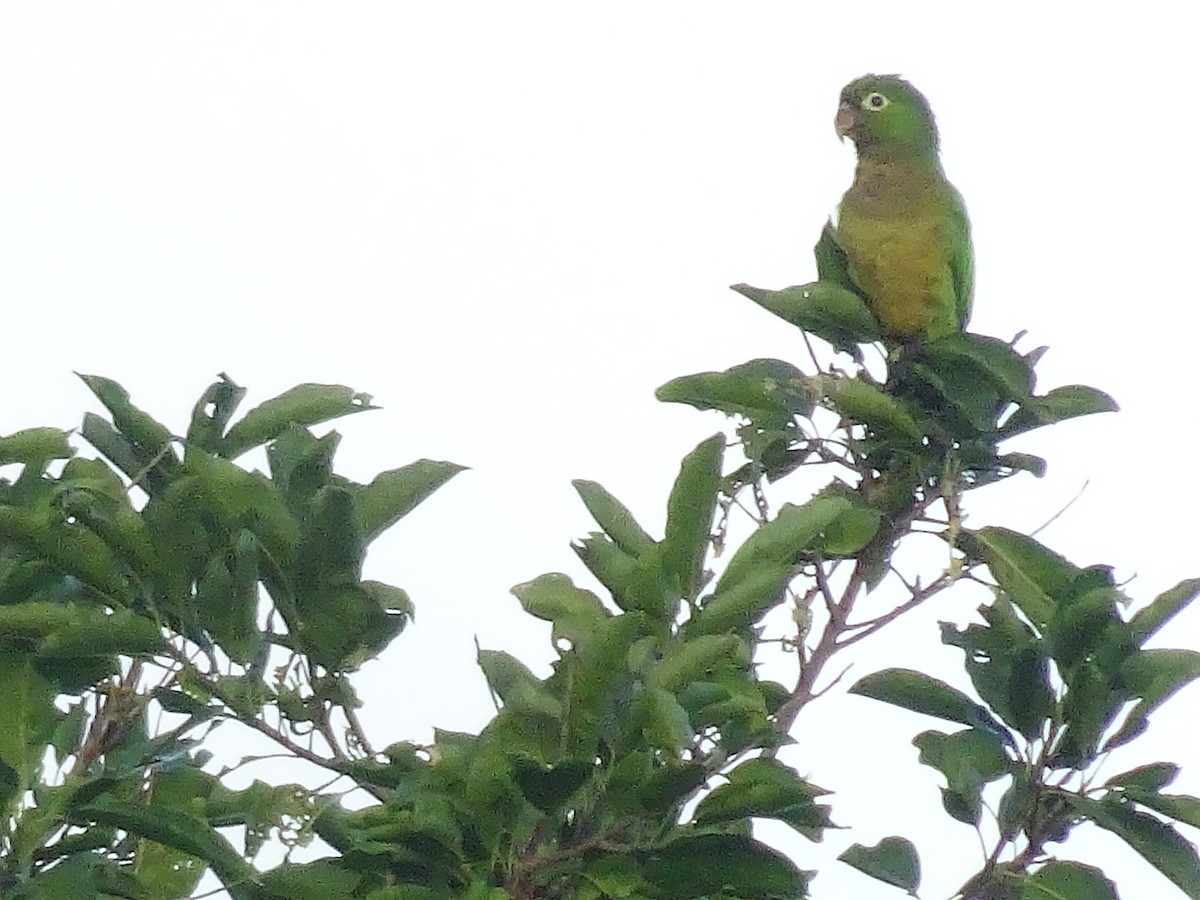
left=835, top=102, right=856, bottom=141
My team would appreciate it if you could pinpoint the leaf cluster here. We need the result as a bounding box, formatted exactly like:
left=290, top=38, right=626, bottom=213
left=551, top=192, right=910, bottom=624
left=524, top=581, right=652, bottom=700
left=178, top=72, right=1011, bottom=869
left=0, top=223, right=1194, bottom=900
left=0, top=374, right=461, bottom=899
left=850, top=536, right=1200, bottom=899
left=278, top=437, right=836, bottom=898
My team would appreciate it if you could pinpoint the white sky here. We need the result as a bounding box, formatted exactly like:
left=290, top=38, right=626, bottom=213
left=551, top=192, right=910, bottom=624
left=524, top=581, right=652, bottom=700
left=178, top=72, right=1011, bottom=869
left=1, top=4, right=1196, bottom=898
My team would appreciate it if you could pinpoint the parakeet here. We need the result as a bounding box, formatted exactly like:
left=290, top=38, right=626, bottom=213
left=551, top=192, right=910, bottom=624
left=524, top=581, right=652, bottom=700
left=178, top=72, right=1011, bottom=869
left=832, top=74, right=973, bottom=342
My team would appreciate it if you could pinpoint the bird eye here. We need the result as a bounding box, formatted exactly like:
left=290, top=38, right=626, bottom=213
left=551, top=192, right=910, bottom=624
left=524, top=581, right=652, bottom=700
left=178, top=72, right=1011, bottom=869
left=864, top=92, right=889, bottom=110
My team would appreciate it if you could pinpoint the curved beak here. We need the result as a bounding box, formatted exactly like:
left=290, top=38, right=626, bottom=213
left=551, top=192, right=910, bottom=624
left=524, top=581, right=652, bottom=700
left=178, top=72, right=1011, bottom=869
left=834, top=102, right=856, bottom=141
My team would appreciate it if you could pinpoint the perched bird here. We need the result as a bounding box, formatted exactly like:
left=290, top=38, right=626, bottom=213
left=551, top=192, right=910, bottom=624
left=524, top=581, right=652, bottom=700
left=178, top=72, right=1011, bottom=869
left=832, top=74, right=973, bottom=342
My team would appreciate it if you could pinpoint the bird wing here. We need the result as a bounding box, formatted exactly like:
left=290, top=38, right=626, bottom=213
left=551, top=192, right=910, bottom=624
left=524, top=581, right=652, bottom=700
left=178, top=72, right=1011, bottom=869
left=946, top=186, right=974, bottom=329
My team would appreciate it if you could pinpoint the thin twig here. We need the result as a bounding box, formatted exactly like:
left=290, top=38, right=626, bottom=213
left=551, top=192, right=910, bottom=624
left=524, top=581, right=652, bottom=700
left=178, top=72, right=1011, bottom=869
left=813, top=562, right=843, bottom=624
left=837, top=573, right=954, bottom=648
left=800, top=329, right=823, bottom=373
left=1030, top=480, right=1089, bottom=538
left=808, top=661, right=854, bottom=701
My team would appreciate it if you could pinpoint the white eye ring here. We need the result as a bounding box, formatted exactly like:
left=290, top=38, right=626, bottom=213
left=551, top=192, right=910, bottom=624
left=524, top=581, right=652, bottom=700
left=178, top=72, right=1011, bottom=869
left=864, top=92, right=889, bottom=110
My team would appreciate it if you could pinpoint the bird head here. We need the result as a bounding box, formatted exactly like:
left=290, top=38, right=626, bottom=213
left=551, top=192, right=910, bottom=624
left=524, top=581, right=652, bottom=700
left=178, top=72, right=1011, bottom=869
left=835, top=74, right=940, bottom=158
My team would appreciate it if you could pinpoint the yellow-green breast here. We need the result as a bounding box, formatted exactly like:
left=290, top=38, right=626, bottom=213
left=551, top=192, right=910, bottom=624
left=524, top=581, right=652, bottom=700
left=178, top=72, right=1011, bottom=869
left=836, top=156, right=968, bottom=341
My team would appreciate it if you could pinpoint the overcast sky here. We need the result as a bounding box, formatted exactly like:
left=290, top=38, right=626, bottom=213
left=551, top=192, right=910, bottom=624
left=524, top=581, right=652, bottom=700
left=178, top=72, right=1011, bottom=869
left=1, top=4, right=1196, bottom=898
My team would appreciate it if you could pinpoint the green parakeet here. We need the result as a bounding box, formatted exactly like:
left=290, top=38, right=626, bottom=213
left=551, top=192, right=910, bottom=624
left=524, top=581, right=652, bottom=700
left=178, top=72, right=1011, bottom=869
left=832, top=74, right=973, bottom=342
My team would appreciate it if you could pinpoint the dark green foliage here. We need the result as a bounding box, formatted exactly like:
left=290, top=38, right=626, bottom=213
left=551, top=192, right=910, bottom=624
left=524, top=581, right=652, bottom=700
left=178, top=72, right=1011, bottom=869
left=0, top=376, right=460, bottom=900
left=653, top=241, right=1190, bottom=900
left=838, top=837, right=920, bottom=894
left=731, top=281, right=879, bottom=357
left=0, top=232, right=1192, bottom=900
left=854, top=541, right=1200, bottom=899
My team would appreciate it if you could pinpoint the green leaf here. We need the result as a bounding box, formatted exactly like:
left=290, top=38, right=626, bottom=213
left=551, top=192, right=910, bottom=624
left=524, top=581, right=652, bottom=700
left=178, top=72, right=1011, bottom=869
left=355, top=459, right=466, bottom=544
left=186, top=374, right=247, bottom=453
left=612, top=542, right=678, bottom=620
left=151, top=686, right=215, bottom=720
left=1104, top=762, right=1180, bottom=792
left=824, top=376, right=924, bottom=443
left=997, top=451, right=1048, bottom=478
left=1064, top=793, right=1200, bottom=899
left=731, top=280, right=880, bottom=352
left=562, top=612, right=647, bottom=751
left=573, top=479, right=656, bottom=557
left=921, top=333, right=1035, bottom=405
left=818, top=500, right=882, bottom=556
left=646, top=634, right=746, bottom=693
left=715, top=495, right=848, bottom=594
left=50, top=702, right=88, bottom=767
left=78, top=373, right=170, bottom=445
left=1129, top=578, right=1200, bottom=647
left=68, top=794, right=261, bottom=900
left=16, top=854, right=147, bottom=900
left=511, top=573, right=609, bottom=650
left=688, top=561, right=791, bottom=636
left=1124, top=790, right=1200, bottom=830
left=656, top=358, right=815, bottom=427
left=1000, top=384, right=1119, bottom=439
left=693, top=757, right=831, bottom=840
left=583, top=854, right=642, bottom=899
left=913, top=728, right=1011, bottom=825
left=221, top=383, right=377, bottom=459
left=298, top=485, right=363, bottom=584
left=1021, top=861, right=1118, bottom=900
left=139, top=474, right=213, bottom=603
left=36, top=608, right=164, bottom=658
left=849, top=668, right=1008, bottom=737
left=0, top=428, right=74, bottom=467
left=631, top=760, right=708, bottom=815
left=0, top=601, right=83, bottom=647
left=572, top=532, right=638, bottom=601
left=195, top=531, right=263, bottom=665
left=76, top=374, right=180, bottom=494
left=477, top=649, right=550, bottom=710
left=1047, top=586, right=1125, bottom=671
left=1122, top=648, right=1200, bottom=709
left=0, top=652, right=57, bottom=804
left=1104, top=649, right=1200, bottom=751
left=913, top=729, right=1010, bottom=784
left=264, top=425, right=338, bottom=502
left=896, top=355, right=1008, bottom=439
left=1049, top=661, right=1119, bottom=767
left=79, top=412, right=143, bottom=484
left=839, top=837, right=921, bottom=894
left=511, top=755, right=592, bottom=812
left=959, top=527, right=1081, bottom=628
left=0, top=505, right=129, bottom=599
left=634, top=686, right=695, bottom=750
left=940, top=598, right=1054, bottom=740
left=661, top=434, right=723, bottom=602
left=294, top=580, right=405, bottom=672
left=71, top=499, right=162, bottom=585
left=202, top=778, right=316, bottom=857
left=997, top=768, right=1037, bottom=842
left=681, top=679, right=771, bottom=750
left=642, top=832, right=811, bottom=899
left=257, top=860, right=363, bottom=900
left=361, top=887, right=441, bottom=900
left=135, top=832, right=208, bottom=898
left=814, top=220, right=856, bottom=293
left=183, top=450, right=300, bottom=559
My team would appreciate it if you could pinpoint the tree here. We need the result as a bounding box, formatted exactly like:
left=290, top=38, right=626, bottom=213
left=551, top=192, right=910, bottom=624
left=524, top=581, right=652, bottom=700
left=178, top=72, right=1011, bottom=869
left=0, top=255, right=1196, bottom=899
